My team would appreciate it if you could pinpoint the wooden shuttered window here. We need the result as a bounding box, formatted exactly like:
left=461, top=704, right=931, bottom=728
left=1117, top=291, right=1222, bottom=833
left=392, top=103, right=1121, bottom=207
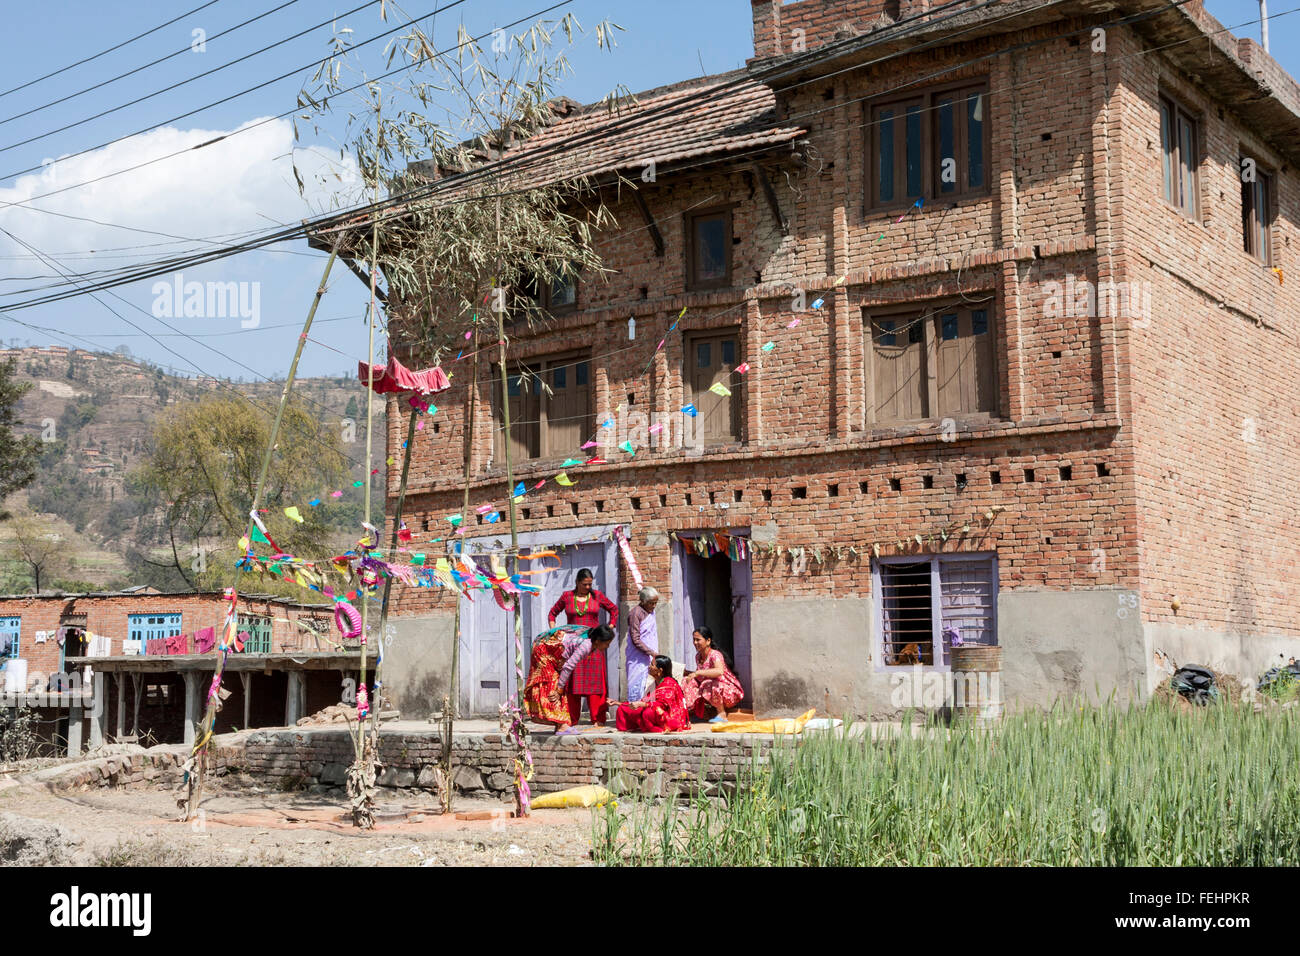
left=1240, top=156, right=1273, bottom=264
left=869, top=82, right=989, bottom=208
left=686, top=209, right=733, bottom=290
left=867, top=306, right=996, bottom=423
left=493, top=354, right=591, bottom=463
left=1159, top=95, right=1199, bottom=217
left=686, top=330, right=741, bottom=443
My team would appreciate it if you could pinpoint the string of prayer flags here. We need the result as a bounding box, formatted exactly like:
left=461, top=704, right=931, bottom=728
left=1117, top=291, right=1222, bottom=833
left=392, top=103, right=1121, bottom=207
left=485, top=512, right=501, bottom=523
left=476, top=504, right=494, bottom=515
left=581, top=440, right=598, bottom=449
left=618, top=440, right=635, bottom=455
left=648, top=423, right=664, bottom=434
left=681, top=403, right=698, bottom=417
left=709, top=382, right=732, bottom=397
left=585, top=457, right=606, bottom=465
left=561, top=458, right=584, bottom=467
left=734, top=363, right=750, bottom=375
left=447, top=514, right=463, bottom=527
left=600, top=418, right=614, bottom=428
left=309, top=498, right=321, bottom=507
left=512, top=482, right=526, bottom=497
left=787, top=319, right=801, bottom=329
left=811, top=297, right=824, bottom=310
left=284, top=506, right=304, bottom=524
left=554, top=472, right=576, bottom=486
left=761, top=342, right=775, bottom=352
left=352, top=481, right=363, bottom=487
left=331, top=491, right=344, bottom=498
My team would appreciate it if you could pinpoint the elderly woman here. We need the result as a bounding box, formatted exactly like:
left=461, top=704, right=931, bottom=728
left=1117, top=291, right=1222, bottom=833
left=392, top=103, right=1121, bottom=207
left=523, top=624, right=616, bottom=735
left=548, top=568, right=618, bottom=726
left=625, top=586, right=660, bottom=703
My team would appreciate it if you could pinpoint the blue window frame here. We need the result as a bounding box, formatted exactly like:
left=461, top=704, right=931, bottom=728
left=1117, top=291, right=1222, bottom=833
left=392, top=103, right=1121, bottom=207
left=130, top=613, right=182, bottom=653
left=0, top=617, right=19, bottom=659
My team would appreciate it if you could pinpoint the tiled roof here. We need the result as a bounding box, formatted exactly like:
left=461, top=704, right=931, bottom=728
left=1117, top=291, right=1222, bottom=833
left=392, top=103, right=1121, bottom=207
left=411, top=69, right=807, bottom=192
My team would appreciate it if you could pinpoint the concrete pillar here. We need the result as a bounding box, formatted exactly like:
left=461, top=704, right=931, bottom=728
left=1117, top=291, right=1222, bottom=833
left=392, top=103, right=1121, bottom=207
left=285, top=671, right=304, bottom=726
left=88, top=671, right=105, bottom=750
left=182, top=672, right=200, bottom=746
left=115, top=673, right=125, bottom=740
left=67, top=704, right=83, bottom=756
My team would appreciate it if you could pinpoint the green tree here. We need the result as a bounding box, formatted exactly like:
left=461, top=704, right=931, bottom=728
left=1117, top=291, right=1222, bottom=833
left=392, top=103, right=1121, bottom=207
left=129, top=394, right=350, bottom=591
left=6, top=513, right=73, bottom=592
left=0, top=358, right=39, bottom=520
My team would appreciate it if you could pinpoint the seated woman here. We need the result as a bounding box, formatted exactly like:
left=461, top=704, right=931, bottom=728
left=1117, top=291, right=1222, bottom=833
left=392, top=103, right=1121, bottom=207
left=614, top=655, right=690, bottom=734
left=682, top=626, right=745, bottom=724
left=523, top=624, right=615, bottom=735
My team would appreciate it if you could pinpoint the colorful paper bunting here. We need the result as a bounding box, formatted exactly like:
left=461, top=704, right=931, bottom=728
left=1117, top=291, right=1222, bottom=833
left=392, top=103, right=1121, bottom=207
left=761, top=342, right=775, bottom=352
left=618, top=440, right=635, bottom=455
left=554, top=472, right=576, bottom=486
left=681, top=403, right=698, bottom=417
left=734, top=363, right=750, bottom=375
left=787, top=319, right=801, bottom=329
left=709, top=382, right=732, bottom=397
left=284, top=506, right=304, bottom=524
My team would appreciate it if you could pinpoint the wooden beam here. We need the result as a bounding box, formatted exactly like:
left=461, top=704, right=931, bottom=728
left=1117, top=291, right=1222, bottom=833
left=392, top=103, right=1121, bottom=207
left=632, top=190, right=665, bottom=257
left=343, top=257, right=388, bottom=302
left=115, top=673, right=125, bottom=740
left=240, top=672, right=252, bottom=730
left=751, top=161, right=789, bottom=236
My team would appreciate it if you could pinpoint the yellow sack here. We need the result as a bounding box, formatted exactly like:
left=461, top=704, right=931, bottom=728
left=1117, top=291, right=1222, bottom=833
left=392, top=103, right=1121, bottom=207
left=711, top=708, right=817, bottom=734
left=529, top=785, right=615, bottom=809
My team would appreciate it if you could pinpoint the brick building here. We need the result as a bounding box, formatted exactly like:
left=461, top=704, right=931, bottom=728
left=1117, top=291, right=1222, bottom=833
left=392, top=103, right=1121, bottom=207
left=371, top=0, right=1300, bottom=718
left=0, top=589, right=355, bottom=752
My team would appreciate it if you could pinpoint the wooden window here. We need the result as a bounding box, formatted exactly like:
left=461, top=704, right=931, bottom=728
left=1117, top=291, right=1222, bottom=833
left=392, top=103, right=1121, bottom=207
left=1241, top=156, right=1273, bottom=263
left=687, top=209, right=733, bottom=290
left=686, top=330, right=741, bottom=443
left=493, top=353, right=592, bottom=462
left=869, top=82, right=989, bottom=208
left=867, top=306, right=996, bottom=422
left=512, top=272, right=578, bottom=320
left=876, top=554, right=997, bottom=667
left=237, top=614, right=272, bottom=654
left=130, top=612, right=182, bottom=654
left=1159, top=95, right=1199, bottom=217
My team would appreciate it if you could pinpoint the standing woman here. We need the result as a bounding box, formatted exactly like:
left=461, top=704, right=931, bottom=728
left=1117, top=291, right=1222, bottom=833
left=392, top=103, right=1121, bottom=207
left=548, top=568, right=619, bottom=726
left=523, top=625, right=616, bottom=735
left=625, top=586, right=660, bottom=703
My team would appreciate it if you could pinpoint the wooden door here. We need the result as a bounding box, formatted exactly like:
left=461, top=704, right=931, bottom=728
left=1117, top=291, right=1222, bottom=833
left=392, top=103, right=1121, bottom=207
left=691, top=333, right=739, bottom=442
left=934, top=309, right=995, bottom=416
left=872, top=317, right=928, bottom=421
left=541, top=358, right=590, bottom=458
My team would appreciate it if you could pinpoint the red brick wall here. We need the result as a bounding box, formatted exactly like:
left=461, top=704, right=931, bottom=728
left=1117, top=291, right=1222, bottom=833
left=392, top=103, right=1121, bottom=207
left=0, top=593, right=335, bottom=686
left=750, top=0, right=896, bottom=60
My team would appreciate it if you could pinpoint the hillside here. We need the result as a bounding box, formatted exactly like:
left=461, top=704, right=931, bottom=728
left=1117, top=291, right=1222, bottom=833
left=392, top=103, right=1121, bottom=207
left=1, top=345, right=388, bottom=592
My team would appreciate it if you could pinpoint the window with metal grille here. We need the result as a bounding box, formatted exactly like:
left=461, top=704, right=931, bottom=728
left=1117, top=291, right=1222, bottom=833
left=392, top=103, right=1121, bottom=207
left=867, top=306, right=996, bottom=422
left=0, top=616, right=19, bottom=659
left=238, top=614, right=272, bottom=653
left=1240, top=155, right=1273, bottom=264
left=1160, top=95, right=1199, bottom=217
left=875, top=554, right=997, bottom=667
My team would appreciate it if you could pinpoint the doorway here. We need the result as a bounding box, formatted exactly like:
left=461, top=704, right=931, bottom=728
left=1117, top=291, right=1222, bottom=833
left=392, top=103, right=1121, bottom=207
left=671, top=532, right=752, bottom=705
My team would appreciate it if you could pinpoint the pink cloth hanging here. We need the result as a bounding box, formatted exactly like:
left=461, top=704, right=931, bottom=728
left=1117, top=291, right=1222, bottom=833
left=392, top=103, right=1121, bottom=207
left=165, top=633, right=189, bottom=655
left=193, top=626, right=217, bottom=654
left=357, top=356, right=451, bottom=395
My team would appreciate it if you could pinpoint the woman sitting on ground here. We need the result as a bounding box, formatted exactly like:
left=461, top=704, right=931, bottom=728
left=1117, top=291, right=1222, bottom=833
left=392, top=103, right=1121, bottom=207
left=614, top=655, right=689, bottom=734
left=523, top=624, right=616, bottom=736
left=682, top=626, right=745, bottom=724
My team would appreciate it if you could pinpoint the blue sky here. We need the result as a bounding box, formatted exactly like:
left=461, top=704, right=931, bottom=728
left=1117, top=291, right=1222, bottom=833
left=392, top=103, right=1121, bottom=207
left=0, top=0, right=1291, bottom=380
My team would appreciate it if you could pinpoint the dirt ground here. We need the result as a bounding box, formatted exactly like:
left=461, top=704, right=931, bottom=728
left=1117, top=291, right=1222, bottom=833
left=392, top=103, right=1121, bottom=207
left=0, top=775, right=601, bottom=866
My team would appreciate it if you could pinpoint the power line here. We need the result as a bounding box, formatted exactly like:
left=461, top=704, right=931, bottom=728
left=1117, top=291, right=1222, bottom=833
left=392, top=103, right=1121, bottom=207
left=0, top=0, right=466, bottom=172
left=0, top=0, right=306, bottom=128
left=0, top=1, right=224, bottom=101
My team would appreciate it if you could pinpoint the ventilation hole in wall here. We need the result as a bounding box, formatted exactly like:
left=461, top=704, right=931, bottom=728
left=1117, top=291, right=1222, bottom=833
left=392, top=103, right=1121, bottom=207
left=476, top=514, right=483, bottom=525
left=640, top=286, right=649, bottom=300
left=922, top=475, right=934, bottom=490
left=708, top=491, right=716, bottom=504
left=762, top=489, right=773, bottom=502
left=1059, top=465, right=1072, bottom=481
left=659, top=494, right=667, bottom=507
left=828, top=484, right=840, bottom=497
left=595, top=500, right=605, bottom=513
left=547, top=504, right=555, bottom=518
left=570, top=502, right=579, bottom=516
left=1025, top=468, right=1036, bottom=482
left=627, top=393, right=635, bottom=406
left=792, top=486, right=807, bottom=499
left=822, top=87, right=835, bottom=101
left=889, top=477, right=901, bottom=492
left=1067, top=35, right=1081, bottom=46
left=424, top=518, right=433, bottom=531
left=859, top=481, right=869, bottom=494
left=956, top=473, right=968, bottom=491
left=433, top=423, right=440, bottom=433
left=1041, top=132, right=1052, bottom=141
left=1097, top=462, right=1110, bottom=477
left=1045, top=535, right=1053, bottom=545
left=685, top=493, right=693, bottom=506
left=990, top=470, right=1001, bottom=485
left=734, top=489, right=743, bottom=503
left=1051, top=350, right=1062, bottom=359
left=632, top=497, right=642, bottom=510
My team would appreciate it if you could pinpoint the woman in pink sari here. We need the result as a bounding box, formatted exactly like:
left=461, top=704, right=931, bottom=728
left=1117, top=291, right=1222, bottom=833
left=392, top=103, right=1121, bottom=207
left=683, top=626, right=745, bottom=724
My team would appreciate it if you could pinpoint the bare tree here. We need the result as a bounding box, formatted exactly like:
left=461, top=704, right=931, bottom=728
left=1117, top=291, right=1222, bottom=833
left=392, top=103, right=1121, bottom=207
left=7, top=514, right=73, bottom=592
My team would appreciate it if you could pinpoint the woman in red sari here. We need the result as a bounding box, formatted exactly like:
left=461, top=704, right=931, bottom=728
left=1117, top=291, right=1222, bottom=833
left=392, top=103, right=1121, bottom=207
left=615, top=656, right=690, bottom=733
left=548, top=568, right=618, bottom=726
left=524, top=625, right=615, bottom=734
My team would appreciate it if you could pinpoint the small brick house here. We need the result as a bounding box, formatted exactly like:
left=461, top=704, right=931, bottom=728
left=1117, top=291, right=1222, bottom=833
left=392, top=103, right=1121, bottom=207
left=367, top=0, right=1300, bottom=718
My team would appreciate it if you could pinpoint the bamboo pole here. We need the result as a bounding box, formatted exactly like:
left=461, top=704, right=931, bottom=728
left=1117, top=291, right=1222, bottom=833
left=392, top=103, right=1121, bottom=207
left=182, top=236, right=341, bottom=821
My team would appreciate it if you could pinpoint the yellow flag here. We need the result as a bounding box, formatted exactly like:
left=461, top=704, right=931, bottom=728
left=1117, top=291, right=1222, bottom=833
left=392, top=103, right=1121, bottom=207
left=709, top=382, right=732, bottom=397
left=555, top=471, right=576, bottom=486
left=285, top=506, right=304, bottom=524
